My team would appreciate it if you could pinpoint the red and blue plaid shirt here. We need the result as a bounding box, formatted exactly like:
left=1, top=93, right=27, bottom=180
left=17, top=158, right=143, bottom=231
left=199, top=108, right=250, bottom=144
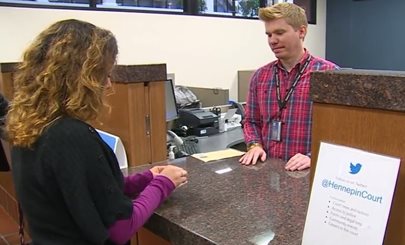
left=243, top=51, right=339, bottom=161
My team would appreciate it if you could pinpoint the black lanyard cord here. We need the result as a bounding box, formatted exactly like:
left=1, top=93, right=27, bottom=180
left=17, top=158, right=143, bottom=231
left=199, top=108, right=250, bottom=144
left=274, top=55, right=312, bottom=119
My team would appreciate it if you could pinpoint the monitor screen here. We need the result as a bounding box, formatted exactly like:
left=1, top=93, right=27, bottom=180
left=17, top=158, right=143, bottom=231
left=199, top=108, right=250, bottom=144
left=165, top=79, right=178, bottom=122
left=96, top=129, right=128, bottom=169
left=96, top=129, right=118, bottom=151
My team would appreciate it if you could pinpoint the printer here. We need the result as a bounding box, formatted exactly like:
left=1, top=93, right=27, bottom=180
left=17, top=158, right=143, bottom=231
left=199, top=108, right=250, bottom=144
left=178, top=108, right=219, bottom=136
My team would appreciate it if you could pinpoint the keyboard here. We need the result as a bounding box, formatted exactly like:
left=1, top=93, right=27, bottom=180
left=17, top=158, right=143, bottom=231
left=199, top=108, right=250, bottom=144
left=177, top=136, right=200, bottom=155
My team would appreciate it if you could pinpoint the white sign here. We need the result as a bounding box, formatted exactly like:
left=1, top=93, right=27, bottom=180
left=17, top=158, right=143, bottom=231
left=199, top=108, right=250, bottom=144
left=302, top=142, right=400, bottom=245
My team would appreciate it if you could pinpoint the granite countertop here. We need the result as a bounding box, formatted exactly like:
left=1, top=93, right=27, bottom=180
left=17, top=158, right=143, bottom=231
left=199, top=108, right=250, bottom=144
left=0, top=62, right=168, bottom=83
left=311, top=69, right=405, bottom=112
left=129, top=156, right=310, bottom=245
left=111, top=64, right=167, bottom=83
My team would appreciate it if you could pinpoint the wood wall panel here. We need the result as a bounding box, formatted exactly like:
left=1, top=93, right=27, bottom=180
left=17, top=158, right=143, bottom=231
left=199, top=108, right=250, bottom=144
left=149, top=81, right=166, bottom=163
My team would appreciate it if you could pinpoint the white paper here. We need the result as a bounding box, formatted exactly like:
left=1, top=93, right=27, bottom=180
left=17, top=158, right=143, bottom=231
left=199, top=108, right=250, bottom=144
left=302, top=142, right=400, bottom=245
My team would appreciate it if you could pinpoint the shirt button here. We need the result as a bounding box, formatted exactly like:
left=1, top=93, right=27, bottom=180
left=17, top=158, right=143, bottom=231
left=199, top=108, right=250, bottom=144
left=88, top=126, right=95, bottom=133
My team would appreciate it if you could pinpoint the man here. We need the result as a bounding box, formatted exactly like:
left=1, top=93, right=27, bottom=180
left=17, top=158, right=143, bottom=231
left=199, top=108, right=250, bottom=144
left=239, top=3, right=339, bottom=171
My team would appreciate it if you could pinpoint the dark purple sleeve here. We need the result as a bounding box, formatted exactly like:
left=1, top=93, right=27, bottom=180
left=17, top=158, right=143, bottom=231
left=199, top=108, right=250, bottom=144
left=108, top=175, right=175, bottom=245
left=123, top=170, right=153, bottom=197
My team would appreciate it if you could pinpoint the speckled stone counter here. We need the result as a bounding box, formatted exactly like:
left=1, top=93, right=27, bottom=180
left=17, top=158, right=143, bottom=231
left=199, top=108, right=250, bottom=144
left=0, top=62, right=18, bottom=73
left=111, top=64, right=167, bottom=83
left=129, top=156, right=310, bottom=245
left=0, top=62, right=168, bottom=83
left=311, top=69, right=405, bottom=112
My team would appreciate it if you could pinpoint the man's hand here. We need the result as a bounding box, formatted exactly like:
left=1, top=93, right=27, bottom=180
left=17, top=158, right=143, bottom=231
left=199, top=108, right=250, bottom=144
left=285, top=153, right=310, bottom=171
left=239, top=146, right=267, bottom=165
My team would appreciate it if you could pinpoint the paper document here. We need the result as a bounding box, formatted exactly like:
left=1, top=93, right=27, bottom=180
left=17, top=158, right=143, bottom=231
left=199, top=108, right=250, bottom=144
left=222, top=108, right=237, bottom=121
left=192, top=148, right=245, bottom=162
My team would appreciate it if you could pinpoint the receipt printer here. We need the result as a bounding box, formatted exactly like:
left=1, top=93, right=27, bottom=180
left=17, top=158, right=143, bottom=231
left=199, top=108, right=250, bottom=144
left=178, top=108, right=219, bottom=136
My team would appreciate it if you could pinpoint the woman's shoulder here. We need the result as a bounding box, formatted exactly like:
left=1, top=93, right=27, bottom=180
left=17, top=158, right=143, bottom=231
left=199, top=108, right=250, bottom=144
left=52, top=116, right=92, bottom=131
left=43, top=117, right=97, bottom=144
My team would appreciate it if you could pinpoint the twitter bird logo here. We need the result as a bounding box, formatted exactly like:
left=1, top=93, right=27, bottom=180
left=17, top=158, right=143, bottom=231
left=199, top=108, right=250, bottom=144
left=349, top=162, right=362, bottom=174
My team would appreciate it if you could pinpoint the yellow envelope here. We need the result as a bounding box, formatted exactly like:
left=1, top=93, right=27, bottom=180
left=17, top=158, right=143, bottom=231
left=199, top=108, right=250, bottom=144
left=192, top=148, right=245, bottom=163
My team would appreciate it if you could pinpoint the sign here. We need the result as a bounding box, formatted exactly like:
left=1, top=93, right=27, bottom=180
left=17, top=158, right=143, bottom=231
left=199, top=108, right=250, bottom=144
left=302, top=142, right=400, bottom=245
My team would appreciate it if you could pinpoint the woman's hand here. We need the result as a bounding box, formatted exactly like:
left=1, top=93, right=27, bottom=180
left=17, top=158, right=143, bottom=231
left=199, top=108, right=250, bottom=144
left=149, top=166, right=165, bottom=177
left=159, top=165, right=188, bottom=188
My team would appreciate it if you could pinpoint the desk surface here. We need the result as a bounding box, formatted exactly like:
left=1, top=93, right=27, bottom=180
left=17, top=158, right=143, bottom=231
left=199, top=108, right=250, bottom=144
left=130, top=156, right=310, bottom=245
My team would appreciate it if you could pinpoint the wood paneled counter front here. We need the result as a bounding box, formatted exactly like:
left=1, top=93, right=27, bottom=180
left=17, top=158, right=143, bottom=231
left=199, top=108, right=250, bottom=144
left=129, top=156, right=310, bottom=245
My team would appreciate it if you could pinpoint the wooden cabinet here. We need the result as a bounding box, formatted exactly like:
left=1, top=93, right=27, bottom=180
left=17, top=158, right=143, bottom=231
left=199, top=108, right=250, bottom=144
left=94, top=64, right=168, bottom=167
left=0, top=63, right=18, bottom=223
left=0, top=62, right=16, bottom=101
left=133, top=228, right=170, bottom=245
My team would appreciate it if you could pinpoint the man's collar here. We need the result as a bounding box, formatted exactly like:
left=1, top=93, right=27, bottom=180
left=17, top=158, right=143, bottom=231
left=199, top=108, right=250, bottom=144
left=275, top=49, right=309, bottom=71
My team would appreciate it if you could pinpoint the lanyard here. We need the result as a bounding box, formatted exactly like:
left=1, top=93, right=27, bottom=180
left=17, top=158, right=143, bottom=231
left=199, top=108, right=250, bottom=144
left=274, top=55, right=312, bottom=119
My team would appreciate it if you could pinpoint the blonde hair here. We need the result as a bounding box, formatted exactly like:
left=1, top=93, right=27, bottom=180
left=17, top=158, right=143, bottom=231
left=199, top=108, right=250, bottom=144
left=7, top=19, right=118, bottom=147
left=259, top=2, right=307, bottom=30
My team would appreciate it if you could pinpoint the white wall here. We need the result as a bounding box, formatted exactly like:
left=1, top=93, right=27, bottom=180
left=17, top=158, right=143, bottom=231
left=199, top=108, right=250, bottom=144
left=0, top=0, right=326, bottom=100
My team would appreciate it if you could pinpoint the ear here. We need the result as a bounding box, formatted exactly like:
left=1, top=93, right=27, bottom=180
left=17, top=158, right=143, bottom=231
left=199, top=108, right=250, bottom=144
left=298, top=25, right=307, bottom=40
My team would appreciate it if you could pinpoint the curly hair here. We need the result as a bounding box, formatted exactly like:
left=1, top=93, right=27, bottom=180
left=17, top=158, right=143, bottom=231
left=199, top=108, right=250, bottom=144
left=259, top=3, right=307, bottom=30
left=6, top=19, right=118, bottom=147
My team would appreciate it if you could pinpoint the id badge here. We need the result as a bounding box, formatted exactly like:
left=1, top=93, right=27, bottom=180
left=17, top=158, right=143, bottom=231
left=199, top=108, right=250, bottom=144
left=271, top=120, right=282, bottom=141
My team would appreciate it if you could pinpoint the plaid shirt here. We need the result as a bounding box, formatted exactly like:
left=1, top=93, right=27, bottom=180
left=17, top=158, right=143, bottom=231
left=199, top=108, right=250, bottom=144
left=243, top=51, right=339, bottom=161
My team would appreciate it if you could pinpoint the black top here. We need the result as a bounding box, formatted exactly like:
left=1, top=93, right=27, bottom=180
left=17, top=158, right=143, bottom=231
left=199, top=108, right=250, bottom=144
left=0, top=93, right=8, bottom=135
left=0, top=93, right=7, bottom=115
left=12, top=117, right=132, bottom=245
left=0, top=93, right=9, bottom=171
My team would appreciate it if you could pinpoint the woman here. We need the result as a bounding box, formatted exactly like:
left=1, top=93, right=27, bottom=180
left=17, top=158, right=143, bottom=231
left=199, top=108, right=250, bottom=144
left=7, top=19, right=187, bottom=245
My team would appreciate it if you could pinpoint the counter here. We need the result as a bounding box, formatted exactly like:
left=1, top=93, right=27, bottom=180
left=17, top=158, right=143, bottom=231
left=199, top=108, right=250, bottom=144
left=129, top=156, right=310, bottom=245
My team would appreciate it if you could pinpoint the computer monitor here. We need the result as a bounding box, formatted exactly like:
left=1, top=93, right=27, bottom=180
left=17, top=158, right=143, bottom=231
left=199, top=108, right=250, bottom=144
left=96, top=129, right=128, bottom=169
left=165, top=79, right=178, bottom=122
